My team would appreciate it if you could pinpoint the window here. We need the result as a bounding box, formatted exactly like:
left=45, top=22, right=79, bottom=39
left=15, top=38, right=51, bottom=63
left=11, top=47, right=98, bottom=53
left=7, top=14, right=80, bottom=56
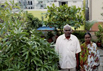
left=41, top=5, right=43, bottom=7
left=19, top=1, right=21, bottom=3
left=61, top=2, right=67, bottom=5
left=31, top=1, right=32, bottom=5
left=28, top=1, right=32, bottom=5
left=28, top=1, right=30, bottom=5
left=59, top=2, right=68, bottom=6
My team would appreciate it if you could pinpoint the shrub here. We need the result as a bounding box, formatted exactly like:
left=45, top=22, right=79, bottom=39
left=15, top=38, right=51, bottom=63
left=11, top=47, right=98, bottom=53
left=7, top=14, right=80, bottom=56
left=72, top=31, right=86, bottom=43
left=0, top=1, right=59, bottom=71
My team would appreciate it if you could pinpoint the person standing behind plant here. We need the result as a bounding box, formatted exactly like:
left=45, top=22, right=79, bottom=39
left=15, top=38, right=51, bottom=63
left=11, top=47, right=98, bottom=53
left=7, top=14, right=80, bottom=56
left=55, top=24, right=81, bottom=71
left=80, top=32, right=100, bottom=71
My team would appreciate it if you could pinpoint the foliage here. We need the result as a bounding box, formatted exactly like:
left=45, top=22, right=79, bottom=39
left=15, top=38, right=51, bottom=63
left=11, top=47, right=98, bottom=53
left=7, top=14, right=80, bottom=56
left=72, top=31, right=86, bottom=43
left=0, top=30, right=58, bottom=71
left=45, top=4, right=85, bottom=35
left=82, top=0, right=86, bottom=18
left=26, top=13, right=42, bottom=32
left=46, top=31, right=54, bottom=39
left=95, top=24, right=103, bottom=43
left=91, top=39, right=97, bottom=43
left=85, top=21, right=96, bottom=31
left=0, top=1, right=59, bottom=71
left=0, top=1, right=26, bottom=37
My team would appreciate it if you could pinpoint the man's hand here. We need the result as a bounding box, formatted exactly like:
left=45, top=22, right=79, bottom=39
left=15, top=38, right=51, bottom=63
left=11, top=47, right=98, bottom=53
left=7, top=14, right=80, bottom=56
left=76, top=53, right=80, bottom=70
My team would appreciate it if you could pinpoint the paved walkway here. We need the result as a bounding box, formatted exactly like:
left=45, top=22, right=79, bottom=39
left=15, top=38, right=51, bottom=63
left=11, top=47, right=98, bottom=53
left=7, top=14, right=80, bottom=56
left=98, top=47, right=103, bottom=71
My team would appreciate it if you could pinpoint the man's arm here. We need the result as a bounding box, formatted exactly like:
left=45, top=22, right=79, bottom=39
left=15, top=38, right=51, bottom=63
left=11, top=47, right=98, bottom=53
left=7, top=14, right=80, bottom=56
left=75, top=38, right=81, bottom=70
left=76, top=53, right=80, bottom=70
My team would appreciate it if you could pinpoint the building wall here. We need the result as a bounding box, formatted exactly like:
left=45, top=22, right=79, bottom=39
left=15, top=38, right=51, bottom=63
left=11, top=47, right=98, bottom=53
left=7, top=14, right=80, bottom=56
left=46, top=0, right=83, bottom=8
left=0, top=0, right=18, bottom=3
left=0, top=0, right=83, bottom=9
left=18, top=0, right=83, bottom=9
left=68, top=1, right=83, bottom=8
left=89, top=0, right=103, bottom=21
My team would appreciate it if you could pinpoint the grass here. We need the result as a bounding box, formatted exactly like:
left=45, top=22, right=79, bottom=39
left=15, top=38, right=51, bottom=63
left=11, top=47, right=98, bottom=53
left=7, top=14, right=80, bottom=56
left=27, top=10, right=47, bottom=21
left=72, top=25, right=84, bottom=30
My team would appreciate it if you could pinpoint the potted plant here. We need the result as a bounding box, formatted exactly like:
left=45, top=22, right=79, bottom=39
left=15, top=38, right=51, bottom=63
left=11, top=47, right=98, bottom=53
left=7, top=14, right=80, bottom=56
left=95, top=25, right=103, bottom=47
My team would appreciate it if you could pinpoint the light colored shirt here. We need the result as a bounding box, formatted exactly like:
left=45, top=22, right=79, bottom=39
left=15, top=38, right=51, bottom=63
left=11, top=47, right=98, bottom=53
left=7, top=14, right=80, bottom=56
left=55, top=34, right=81, bottom=69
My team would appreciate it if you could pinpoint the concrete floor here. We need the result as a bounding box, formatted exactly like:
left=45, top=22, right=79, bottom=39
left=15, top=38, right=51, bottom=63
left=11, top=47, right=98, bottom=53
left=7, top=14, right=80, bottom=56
left=98, top=47, right=103, bottom=71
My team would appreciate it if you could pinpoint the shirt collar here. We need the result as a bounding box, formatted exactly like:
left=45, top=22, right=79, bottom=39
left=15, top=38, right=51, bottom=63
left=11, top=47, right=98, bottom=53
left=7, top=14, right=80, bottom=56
left=63, top=34, right=72, bottom=40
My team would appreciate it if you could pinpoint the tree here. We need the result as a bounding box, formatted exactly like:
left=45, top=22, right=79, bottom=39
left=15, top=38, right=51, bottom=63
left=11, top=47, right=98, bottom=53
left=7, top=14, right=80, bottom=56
left=45, top=4, right=85, bottom=35
left=0, top=1, right=59, bottom=71
left=26, top=13, right=42, bottom=33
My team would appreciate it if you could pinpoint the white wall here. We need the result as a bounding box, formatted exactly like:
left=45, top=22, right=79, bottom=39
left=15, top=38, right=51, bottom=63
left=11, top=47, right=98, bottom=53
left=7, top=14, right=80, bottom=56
left=46, top=2, right=59, bottom=7
left=46, top=0, right=83, bottom=8
left=68, top=1, right=83, bottom=8
left=0, top=0, right=18, bottom=3
left=89, top=0, right=103, bottom=21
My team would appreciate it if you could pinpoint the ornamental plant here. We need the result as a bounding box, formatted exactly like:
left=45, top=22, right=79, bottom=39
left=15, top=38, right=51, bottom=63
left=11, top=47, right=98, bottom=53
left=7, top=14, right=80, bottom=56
left=95, top=24, right=103, bottom=44
left=0, top=1, right=59, bottom=71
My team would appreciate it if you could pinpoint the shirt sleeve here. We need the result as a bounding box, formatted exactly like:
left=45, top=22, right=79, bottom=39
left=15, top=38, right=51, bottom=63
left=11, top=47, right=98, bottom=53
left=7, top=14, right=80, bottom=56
left=76, top=38, right=81, bottom=53
left=55, top=37, right=59, bottom=54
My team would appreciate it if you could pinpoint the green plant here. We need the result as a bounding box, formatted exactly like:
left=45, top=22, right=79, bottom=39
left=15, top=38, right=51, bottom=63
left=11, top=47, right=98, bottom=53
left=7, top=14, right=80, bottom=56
left=82, top=0, right=86, bottom=18
left=91, top=39, right=97, bottom=43
left=26, top=13, right=42, bottom=34
left=45, top=4, right=85, bottom=35
left=0, top=30, right=59, bottom=71
left=27, top=13, right=42, bottom=29
left=47, top=31, right=54, bottom=39
left=0, top=1, right=59, bottom=71
left=72, top=31, right=86, bottom=43
left=95, top=24, right=103, bottom=44
left=85, top=21, right=97, bottom=31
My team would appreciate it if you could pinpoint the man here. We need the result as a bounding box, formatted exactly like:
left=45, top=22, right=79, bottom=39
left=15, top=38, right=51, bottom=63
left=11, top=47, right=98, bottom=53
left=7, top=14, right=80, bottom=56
left=55, top=24, right=81, bottom=71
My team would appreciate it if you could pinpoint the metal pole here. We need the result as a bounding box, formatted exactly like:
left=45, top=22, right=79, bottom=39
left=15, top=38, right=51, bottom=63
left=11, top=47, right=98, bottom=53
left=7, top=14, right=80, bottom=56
left=85, top=0, right=89, bottom=21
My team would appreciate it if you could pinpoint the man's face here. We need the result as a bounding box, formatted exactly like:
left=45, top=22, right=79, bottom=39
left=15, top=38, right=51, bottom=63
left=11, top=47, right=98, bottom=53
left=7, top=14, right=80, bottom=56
left=64, top=27, right=71, bottom=37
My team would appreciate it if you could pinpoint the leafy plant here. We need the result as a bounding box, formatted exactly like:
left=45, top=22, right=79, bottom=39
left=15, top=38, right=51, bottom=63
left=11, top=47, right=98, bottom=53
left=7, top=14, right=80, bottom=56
left=46, top=31, right=54, bottom=39
left=95, top=24, right=103, bottom=44
left=26, top=13, right=42, bottom=30
left=85, top=21, right=97, bottom=31
left=45, top=4, right=85, bottom=35
left=72, top=31, right=86, bottom=43
left=0, top=30, right=59, bottom=71
left=0, top=1, right=59, bottom=71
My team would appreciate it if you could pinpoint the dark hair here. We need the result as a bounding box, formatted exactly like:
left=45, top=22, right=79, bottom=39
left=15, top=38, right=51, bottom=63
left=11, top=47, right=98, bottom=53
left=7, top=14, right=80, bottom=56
left=84, top=32, right=91, bottom=37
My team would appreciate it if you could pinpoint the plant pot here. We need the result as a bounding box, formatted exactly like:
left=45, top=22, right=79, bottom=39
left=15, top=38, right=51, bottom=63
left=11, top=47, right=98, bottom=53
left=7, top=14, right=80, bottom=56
left=47, top=38, right=53, bottom=43
left=101, top=44, right=103, bottom=48
left=96, top=42, right=101, bottom=47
